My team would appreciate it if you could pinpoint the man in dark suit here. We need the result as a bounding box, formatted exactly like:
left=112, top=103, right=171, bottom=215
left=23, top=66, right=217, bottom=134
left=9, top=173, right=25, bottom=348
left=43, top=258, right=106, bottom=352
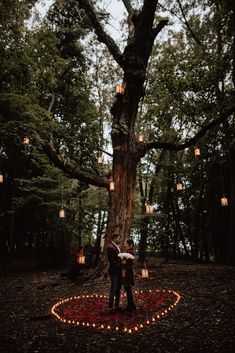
left=107, top=233, right=122, bottom=312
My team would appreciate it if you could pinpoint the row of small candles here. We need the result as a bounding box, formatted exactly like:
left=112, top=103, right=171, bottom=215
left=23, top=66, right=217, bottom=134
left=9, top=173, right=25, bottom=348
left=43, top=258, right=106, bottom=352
left=51, top=289, right=181, bottom=333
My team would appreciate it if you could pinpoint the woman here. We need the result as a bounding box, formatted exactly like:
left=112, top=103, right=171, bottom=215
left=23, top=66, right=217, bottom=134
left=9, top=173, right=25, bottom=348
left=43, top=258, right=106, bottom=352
left=119, top=238, right=136, bottom=312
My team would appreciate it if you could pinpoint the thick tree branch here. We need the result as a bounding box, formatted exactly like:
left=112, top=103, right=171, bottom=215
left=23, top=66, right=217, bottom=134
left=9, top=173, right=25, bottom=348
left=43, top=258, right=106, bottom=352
left=44, top=140, right=109, bottom=188
left=152, top=18, right=169, bottom=39
left=76, top=0, right=123, bottom=68
left=145, top=98, right=235, bottom=152
left=122, top=0, right=134, bottom=16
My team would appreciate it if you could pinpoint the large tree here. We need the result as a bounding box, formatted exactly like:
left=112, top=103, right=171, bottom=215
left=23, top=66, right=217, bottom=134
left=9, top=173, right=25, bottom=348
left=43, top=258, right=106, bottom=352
left=44, top=0, right=235, bottom=263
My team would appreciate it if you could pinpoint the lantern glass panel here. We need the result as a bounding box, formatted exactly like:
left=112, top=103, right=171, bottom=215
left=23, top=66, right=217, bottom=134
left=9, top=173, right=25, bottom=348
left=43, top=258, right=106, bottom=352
left=221, top=197, right=228, bottom=206
left=59, top=208, right=65, bottom=218
left=110, top=181, right=115, bottom=191
left=141, top=269, right=149, bottom=278
left=176, top=183, right=183, bottom=191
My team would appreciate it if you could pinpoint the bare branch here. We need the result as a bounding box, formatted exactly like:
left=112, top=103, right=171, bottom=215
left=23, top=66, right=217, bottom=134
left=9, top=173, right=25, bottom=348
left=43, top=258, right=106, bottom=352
left=47, top=92, right=55, bottom=113
left=145, top=97, right=235, bottom=152
left=176, top=0, right=202, bottom=46
left=76, top=0, right=123, bottom=67
left=44, top=139, right=109, bottom=188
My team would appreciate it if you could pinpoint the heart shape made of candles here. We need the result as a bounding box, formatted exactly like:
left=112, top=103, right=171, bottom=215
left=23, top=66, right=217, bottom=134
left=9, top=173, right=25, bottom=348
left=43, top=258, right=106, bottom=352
left=51, top=289, right=180, bottom=334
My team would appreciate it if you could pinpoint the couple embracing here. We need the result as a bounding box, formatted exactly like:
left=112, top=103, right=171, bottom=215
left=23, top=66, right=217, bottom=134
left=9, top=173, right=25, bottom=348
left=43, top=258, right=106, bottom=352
left=107, top=233, right=136, bottom=313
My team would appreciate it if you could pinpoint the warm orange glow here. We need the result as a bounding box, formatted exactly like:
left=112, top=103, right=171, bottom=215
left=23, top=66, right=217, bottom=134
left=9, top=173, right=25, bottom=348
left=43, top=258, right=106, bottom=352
left=0, top=173, right=3, bottom=183
left=176, top=182, right=183, bottom=191
left=78, top=255, right=85, bottom=264
left=59, top=208, right=65, bottom=218
left=23, top=136, right=30, bottom=145
left=51, top=290, right=181, bottom=334
left=115, top=84, right=125, bottom=94
left=146, top=203, right=153, bottom=214
left=110, top=181, right=115, bottom=191
left=194, top=147, right=201, bottom=156
left=138, top=134, right=144, bottom=142
left=221, top=196, right=228, bottom=206
left=97, top=156, right=103, bottom=164
left=141, top=268, right=149, bottom=278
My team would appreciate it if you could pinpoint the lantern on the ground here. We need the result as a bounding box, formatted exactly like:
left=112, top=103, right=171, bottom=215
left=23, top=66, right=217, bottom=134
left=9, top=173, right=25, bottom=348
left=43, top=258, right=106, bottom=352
left=59, top=208, right=65, bottom=218
left=78, top=255, right=86, bottom=264
left=0, top=172, right=3, bottom=183
left=138, top=134, right=144, bottom=142
left=146, top=202, right=153, bottom=214
left=141, top=268, right=149, bottom=278
left=23, top=136, right=30, bottom=145
left=221, top=196, right=228, bottom=207
left=115, top=84, right=125, bottom=95
left=194, top=147, right=201, bottom=156
left=176, top=182, right=183, bottom=191
left=110, top=180, right=115, bottom=191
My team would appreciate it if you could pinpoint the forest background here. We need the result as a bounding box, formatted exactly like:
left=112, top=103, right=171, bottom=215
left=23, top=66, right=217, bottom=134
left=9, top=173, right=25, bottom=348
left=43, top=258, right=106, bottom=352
left=0, top=0, right=234, bottom=272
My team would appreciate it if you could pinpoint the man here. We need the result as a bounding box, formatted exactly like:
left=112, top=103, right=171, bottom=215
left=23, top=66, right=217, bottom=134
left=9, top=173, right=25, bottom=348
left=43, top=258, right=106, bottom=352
left=107, top=233, right=122, bottom=312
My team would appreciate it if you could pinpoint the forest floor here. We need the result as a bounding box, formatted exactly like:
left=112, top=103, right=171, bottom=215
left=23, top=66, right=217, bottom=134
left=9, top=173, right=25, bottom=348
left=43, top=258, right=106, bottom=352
left=0, top=263, right=234, bottom=353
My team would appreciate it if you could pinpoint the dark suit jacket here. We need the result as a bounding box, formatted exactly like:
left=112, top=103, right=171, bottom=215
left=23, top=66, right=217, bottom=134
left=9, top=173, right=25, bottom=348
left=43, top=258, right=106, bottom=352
left=107, top=243, right=120, bottom=276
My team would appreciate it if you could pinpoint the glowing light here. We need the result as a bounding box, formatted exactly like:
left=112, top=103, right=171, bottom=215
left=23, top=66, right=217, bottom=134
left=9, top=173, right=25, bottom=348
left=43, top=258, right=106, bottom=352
left=194, top=147, right=201, bottom=156
left=141, top=268, right=149, bottom=278
left=138, top=134, right=144, bottom=142
left=176, top=182, right=183, bottom=191
left=109, top=180, right=115, bottom=191
left=221, top=196, right=228, bottom=206
left=59, top=208, right=65, bottom=218
left=146, top=203, right=153, bottom=214
left=115, top=84, right=125, bottom=94
left=97, top=156, right=103, bottom=164
left=23, top=136, right=30, bottom=145
left=51, top=290, right=181, bottom=334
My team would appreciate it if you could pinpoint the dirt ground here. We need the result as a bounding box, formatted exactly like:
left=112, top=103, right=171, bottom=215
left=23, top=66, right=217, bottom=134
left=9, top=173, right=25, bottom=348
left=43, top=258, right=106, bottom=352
left=0, top=263, right=234, bottom=353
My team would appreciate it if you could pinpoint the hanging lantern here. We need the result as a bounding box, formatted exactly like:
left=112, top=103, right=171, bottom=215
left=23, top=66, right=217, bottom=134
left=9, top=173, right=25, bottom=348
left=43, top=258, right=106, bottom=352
left=59, top=208, right=65, bottom=218
left=78, top=255, right=86, bottom=264
left=146, top=203, right=153, bottom=214
left=194, top=147, right=201, bottom=156
left=138, top=134, right=144, bottom=142
left=110, top=180, right=115, bottom=191
left=176, top=182, right=183, bottom=191
left=0, top=173, right=3, bottom=183
left=115, top=84, right=125, bottom=95
left=141, top=268, right=149, bottom=278
left=221, top=196, right=228, bottom=207
left=97, top=156, right=103, bottom=165
left=23, top=136, right=30, bottom=145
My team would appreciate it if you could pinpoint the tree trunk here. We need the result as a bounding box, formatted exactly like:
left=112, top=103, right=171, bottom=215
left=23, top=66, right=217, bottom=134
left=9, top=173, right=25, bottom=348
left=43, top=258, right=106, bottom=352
left=105, top=148, right=138, bottom=245
left=227, top=146, right=235, bottom=265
